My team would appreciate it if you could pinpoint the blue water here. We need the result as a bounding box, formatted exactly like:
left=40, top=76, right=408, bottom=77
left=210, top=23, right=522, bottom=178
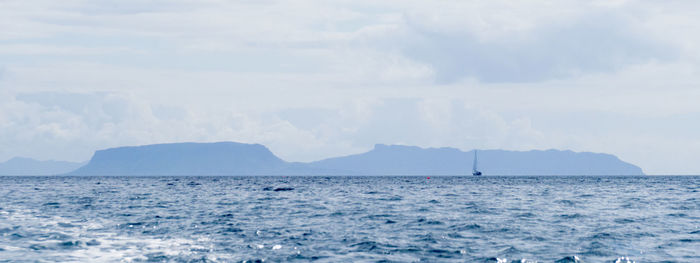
left=0, top=176, right=698, bottom=262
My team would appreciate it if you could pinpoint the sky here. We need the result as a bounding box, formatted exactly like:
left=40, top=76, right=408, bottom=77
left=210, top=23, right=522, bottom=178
left=1, top=0, right=700, bottom=174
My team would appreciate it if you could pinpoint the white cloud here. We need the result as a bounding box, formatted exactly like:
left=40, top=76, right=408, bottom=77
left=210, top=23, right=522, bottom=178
left=0, top=92, right=542, bottom=163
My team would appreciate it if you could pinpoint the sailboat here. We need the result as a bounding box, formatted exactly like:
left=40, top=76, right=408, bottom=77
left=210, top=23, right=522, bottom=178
left=472, top=150, right=482, bottom=176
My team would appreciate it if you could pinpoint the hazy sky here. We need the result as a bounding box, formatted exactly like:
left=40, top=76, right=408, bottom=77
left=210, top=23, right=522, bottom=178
left=1, top=0, right=699, bottom=174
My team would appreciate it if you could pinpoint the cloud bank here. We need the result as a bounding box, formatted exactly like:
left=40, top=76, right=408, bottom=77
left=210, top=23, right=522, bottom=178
left=1, top=0, right=700, bottom=174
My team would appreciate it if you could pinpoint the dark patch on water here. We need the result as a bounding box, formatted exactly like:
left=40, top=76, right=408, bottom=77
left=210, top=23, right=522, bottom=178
left=554, top=256, right=582, bottom=263
left=667, top=213, right=688, bottom=217
left=29, top=244, right=47, bottom=250
left=515, top=212, right=537, bottom=218
left=58, top=240, right=81, bottom=248
left=559, top=213, right=584, bottom=219
left=614, top=218, right=636, bottom=224
left=450, top=223, right=482, bottom=231
left=416, top=218, right=443, bottom=225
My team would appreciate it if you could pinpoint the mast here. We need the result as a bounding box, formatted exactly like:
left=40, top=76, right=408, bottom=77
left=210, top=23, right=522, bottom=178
left=472, top=150, right=482, bottom=176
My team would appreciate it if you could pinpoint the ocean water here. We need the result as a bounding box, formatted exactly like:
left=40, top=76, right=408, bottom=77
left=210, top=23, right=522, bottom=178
left=0, top=176, right=698, bottom=262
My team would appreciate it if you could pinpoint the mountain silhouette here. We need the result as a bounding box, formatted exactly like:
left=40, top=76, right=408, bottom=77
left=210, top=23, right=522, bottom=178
left=67, top=142, right=644, bottom=175
left=308, top=144, right=643, bottom=175
left=0, top=157, right=84, bottom=175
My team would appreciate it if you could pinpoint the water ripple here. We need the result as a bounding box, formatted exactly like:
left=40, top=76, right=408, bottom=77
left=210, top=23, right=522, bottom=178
left=0, top=175, right=697, bottom=262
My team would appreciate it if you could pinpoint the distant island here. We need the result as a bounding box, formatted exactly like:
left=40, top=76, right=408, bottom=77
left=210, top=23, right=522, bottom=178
left=57, top=142, right=643, bottom=176
left=0, top=157, right=84, bottom=176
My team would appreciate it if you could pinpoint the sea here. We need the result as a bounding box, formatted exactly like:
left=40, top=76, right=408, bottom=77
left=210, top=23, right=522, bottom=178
left=0, top=176, right=698, bottom=263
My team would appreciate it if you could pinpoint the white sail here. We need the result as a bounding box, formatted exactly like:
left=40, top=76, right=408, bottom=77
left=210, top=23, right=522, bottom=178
left=472, top=150, right=482, bottom=176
